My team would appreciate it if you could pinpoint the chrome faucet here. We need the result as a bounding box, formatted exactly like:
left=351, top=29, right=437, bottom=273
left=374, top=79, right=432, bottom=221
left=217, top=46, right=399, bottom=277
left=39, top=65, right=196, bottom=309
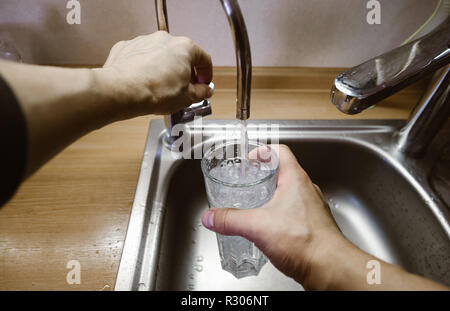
left=155, top=0, right=252, bottom=144
left=331, top=18, right=450, bottom=157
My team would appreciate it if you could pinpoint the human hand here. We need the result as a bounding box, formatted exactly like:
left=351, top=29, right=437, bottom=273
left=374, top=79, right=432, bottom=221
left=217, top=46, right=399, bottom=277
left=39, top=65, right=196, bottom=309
left=201, top=144, right=347, bottom=288
left=99, top=31, right=213, bottom=119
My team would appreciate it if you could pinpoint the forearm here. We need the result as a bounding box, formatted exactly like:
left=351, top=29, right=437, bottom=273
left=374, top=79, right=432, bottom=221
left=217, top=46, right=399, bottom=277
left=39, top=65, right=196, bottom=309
left=303, top=235, right=449, bottom=291
left=0, top=60, right=117, bottom=177
left=0, top=33, right=212, bottom=180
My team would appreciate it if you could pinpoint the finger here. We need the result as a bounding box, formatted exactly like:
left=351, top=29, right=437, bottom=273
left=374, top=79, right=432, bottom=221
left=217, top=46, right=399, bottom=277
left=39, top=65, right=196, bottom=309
left=312, top=183, right=329, bottom=205
left=190, top=44, right=213, bottom=84
left=187, top=83, right=213, bottom=103
left=202, top=208, right=262, bottom=241
left=268, top=144, right=311, bottom=187
left=246, top=145, right=279, bottom=176
left=247, top=145, right=273, bottom=163
left=190, top=66, right=197, bottom=83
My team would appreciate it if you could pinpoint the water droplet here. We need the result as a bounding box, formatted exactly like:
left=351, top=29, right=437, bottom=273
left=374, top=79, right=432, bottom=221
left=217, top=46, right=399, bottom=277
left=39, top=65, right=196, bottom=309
left=196, top=256, right=204, bottom=262
left=193, top=264, right=203, bottom=272
left=138, top=282, right=146, bottom=289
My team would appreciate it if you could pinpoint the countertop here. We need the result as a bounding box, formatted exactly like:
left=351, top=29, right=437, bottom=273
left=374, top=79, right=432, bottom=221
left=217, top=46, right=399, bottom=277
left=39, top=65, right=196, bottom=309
left=0, top=67, right=426, bottom=290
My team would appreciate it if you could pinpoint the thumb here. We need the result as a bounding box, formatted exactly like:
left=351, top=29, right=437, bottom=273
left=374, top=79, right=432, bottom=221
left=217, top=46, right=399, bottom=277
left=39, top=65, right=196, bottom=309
left=201, top=208, right=261, bottom=240
left=187, top=83, right=213, bottom=103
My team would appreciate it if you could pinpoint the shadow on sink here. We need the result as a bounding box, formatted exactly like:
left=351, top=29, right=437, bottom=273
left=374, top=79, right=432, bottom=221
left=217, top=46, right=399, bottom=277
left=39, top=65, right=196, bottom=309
left=155, top=140, right=450, bottom=290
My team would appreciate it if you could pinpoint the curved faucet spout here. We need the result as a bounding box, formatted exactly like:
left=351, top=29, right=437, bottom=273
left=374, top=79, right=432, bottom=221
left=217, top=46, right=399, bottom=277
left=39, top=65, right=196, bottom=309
left=155, top=0, right=169, bottom=32
left=220, top=0, right=252, bottom=120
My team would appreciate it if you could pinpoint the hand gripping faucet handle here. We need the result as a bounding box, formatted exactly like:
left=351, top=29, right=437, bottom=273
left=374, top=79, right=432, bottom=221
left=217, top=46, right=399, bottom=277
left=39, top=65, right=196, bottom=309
left=156, top=0, right=251, bottom=123
left=155, top=0, right=213, bottom=128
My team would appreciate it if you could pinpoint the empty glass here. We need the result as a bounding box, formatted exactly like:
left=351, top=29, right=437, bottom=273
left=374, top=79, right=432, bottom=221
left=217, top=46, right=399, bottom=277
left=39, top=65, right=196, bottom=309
left=201, top=141, right=278, bottom=278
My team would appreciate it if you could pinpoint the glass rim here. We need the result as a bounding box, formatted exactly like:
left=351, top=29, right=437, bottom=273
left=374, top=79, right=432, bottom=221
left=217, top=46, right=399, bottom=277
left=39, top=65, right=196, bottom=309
left=201, top=140, right=279, bottom=188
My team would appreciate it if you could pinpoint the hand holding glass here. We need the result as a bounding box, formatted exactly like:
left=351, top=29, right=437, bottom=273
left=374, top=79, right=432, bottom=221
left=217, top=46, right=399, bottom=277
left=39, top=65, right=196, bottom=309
left=201, top=141, right=278, bottom=278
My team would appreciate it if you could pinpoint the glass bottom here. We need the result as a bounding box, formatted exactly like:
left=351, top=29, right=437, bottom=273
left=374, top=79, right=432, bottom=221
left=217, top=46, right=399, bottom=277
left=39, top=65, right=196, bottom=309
left=217, top=234, right=268, bottom=279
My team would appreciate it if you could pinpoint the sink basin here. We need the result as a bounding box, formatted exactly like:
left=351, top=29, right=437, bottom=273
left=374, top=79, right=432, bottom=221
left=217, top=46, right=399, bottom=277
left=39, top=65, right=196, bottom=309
left=115, top=119, right=450, bottom=290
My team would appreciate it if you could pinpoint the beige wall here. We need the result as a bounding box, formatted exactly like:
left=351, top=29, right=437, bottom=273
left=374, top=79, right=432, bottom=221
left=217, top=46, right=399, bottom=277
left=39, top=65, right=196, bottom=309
left=0, top=0, right=438, bottom=66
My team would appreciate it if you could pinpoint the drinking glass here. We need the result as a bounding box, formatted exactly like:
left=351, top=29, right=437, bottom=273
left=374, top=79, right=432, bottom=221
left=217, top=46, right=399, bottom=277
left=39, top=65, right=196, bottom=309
left=201, top=141, right=278, bottom=278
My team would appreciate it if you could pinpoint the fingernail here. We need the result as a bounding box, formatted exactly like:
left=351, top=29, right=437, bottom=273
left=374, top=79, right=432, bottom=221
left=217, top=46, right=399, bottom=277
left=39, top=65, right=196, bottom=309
left=206, top=88, right=213, bottom=98
left=202, top=210, right=215, bottom=229
left=197, top=75, right=207, bottom=84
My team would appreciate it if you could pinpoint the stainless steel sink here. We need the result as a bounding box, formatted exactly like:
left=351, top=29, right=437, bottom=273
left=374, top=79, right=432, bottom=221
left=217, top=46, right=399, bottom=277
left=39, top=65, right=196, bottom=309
left=115, top=119, right=450, bottom=291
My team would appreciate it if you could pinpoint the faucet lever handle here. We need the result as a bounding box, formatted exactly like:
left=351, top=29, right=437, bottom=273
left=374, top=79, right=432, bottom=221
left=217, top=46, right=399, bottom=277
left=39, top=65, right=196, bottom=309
left=181, top=82, right=214, bottom=121
left=173, top=82, right=214, bottom=123
left=179, top=99, right=212, bottom=123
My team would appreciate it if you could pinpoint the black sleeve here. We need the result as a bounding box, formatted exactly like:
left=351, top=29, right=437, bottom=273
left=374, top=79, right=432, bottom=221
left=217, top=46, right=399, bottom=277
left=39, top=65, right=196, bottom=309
left=0, top=75, right=27, bottom=207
